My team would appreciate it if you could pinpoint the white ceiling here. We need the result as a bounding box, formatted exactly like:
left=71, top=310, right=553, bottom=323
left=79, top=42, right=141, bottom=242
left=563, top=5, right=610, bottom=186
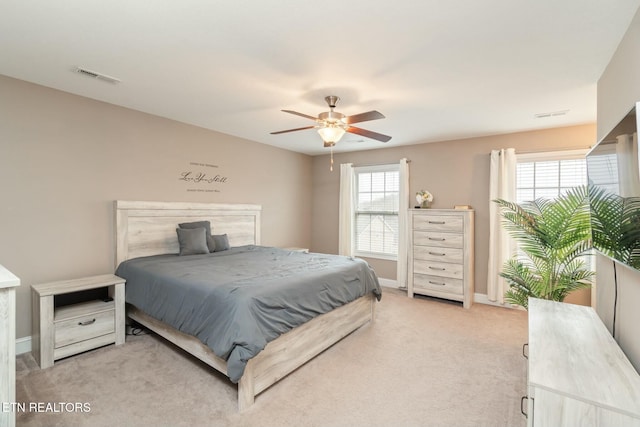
left=1, top=1, right=639, bottom=155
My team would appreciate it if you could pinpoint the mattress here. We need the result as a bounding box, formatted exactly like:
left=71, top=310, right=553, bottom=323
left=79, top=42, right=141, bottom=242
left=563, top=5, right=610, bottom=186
left=115, top=245, right=382, bottom=382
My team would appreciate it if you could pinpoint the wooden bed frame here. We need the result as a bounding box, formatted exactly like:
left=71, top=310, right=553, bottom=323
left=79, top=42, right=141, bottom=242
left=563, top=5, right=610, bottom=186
left=114, top=200, right=376, bottom=410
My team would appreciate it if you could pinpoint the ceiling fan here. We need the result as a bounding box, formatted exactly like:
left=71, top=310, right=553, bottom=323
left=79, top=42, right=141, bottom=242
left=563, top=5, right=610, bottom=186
left=270, top=95, right=392, bottom=147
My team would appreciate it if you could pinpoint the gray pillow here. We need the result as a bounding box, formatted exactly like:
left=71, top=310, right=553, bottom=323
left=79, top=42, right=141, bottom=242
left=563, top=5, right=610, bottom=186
left=176, top=227, right=209, bottom=256
left=178, top=221, right=215, bottom=252
left=212, top=234, right=230, bottom=252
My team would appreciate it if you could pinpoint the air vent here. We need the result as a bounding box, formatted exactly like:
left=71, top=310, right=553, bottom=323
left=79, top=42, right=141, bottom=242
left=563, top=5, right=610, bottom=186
left=74, top=67, right=121, bottom=84
left=534, top=109, right=569, bottom=119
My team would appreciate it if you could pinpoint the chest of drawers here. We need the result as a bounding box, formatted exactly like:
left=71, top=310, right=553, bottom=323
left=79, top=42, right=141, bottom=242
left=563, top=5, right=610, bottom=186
left=408, top=209, right=475, bottom=308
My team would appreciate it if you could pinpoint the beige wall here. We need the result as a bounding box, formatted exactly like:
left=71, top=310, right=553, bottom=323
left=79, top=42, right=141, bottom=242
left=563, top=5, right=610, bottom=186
left=311, top=124, right=596, bottom=304
left=595, top=6, right=640, bottom=371
left=0, top=75, right=313, bottom=339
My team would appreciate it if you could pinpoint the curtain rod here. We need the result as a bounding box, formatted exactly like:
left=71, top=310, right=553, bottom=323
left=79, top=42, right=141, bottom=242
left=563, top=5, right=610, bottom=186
left=352, top=159, right=411, bottom=167
left=494, top=146, right=592, bottom=155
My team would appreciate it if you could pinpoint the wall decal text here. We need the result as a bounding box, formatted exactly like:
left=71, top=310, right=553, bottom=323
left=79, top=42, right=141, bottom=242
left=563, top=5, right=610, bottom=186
left=179, top=162, right=229, bottom=193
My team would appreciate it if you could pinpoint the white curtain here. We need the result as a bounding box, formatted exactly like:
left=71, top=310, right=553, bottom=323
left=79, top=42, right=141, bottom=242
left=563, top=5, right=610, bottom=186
left=396, top=158, right=410, bottom=288
left=338, top=163, right=354, bottom=256
left=616, top=132, right=640, bottom=197
left=487, top=148, right=516, bottom=304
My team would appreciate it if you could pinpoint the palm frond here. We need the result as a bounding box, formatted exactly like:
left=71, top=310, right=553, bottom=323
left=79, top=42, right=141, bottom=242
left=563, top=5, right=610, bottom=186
left=589, top=185, right=640, bottom=265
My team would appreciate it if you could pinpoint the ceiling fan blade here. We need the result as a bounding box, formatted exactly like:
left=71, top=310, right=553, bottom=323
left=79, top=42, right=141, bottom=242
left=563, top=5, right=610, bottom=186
left=282, top=110, right=318, bottom=121
left=270, top=125, right=316, bottom=135
left=347, top=126, right=392, bottom=142
left=344, top=110, right=385, bottom=124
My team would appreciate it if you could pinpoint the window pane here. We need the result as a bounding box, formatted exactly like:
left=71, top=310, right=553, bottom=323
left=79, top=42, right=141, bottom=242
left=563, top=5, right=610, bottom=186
left=535, top=161, right=559, bottom=187
left=358, top=173, right=371, bottom=193
left=384, top=215, right=399, bottom=253
left=560, top=159, right=587, bottom=187
left=371, top=172, right=385, bottom=192
left=358, top=192, right=372, bottom=211
left=517, top=163, right=534, bottom=188
left=355, top=214, right=399, bottom=254
left=535, top=188, right=559, bottom=200
left=356, top=214, right=372, bottom=251
left=370, top=193, right=387, bottom=211
left=517, top=189, right=534, bottom=203
left=369, top=215, right=384, bottom=252
left=385, top=171, right=399, bottom=192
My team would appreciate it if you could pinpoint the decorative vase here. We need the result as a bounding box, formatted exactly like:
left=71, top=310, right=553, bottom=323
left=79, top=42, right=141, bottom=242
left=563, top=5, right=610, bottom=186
left=421, top=201, right=431, bottom=209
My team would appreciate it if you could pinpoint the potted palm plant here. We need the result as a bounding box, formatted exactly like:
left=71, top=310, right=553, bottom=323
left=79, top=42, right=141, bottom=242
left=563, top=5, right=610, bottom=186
left=494, top=186, right=593, bottom=309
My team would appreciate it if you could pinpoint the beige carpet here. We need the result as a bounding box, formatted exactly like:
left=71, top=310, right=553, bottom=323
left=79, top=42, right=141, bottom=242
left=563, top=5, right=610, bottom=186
left=15, top=289, right=528, bottom=427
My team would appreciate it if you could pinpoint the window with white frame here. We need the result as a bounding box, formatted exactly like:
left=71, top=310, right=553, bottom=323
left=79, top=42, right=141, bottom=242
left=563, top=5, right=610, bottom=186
left=516, top=149, right=588, bottom=203
left=515, top=149, right=592, bottom=269
left=354, top=164, right=400, bottom=260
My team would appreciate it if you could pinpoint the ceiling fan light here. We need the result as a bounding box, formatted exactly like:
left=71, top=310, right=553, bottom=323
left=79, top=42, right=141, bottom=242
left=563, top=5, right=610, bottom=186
left=317, top=126, right=346, bottom=144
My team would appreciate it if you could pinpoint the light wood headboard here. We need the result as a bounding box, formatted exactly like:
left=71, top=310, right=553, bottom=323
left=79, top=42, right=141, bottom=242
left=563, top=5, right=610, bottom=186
left=115, top=200, right=262, bottom=267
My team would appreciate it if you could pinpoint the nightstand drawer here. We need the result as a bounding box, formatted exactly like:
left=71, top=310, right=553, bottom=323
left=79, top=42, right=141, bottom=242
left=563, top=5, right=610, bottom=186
left=413, top=215, right=463, bottom=232
left=413, top=273, right=463, bottom=295
left=54, top=300, right=115, bottom=348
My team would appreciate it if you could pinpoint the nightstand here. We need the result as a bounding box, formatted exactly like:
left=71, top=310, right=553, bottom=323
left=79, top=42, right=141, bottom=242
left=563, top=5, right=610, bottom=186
left=31, top=274, right=125, bottom=368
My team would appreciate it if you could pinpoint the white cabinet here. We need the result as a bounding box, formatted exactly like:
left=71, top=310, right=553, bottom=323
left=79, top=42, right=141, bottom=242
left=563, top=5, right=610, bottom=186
left=526, top=298, right=640, bottom=426
left=31, top=274, right=125, bottom=369
left=0, top=265, right=20, bottom=427
left=408, top=209, right=474, bottom=308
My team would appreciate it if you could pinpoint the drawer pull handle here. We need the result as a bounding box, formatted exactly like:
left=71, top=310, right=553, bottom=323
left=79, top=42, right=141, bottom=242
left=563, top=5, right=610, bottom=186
left=428, top=237, right=446, bottom=241
left=429, top=280, right=446, bottom=286
left=521, top=396, right=532, bottom=418
left=428, top=251, right=446, bottom=256
left=428, top=221, right=446, bottom=224
left=522, top=343, right=529, bottom=359
left=78, top=318, right=96, bottom=326
left=429, top=266, right=446, bottom=271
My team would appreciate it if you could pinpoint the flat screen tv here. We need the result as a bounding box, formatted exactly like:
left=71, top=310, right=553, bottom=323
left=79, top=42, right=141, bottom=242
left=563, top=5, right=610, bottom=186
left=586, top=102, right=640, bottom=271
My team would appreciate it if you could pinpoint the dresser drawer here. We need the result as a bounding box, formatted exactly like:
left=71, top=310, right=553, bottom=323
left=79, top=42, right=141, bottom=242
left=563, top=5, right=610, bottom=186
left=54, top=300, right=115, bottom=348
left=414, top=260, right=463, bottom=280
left=413, top=246, right=463, bottom=263
left=413, top=214, right=463, bottom=232
left=414, top=231, right=463, bottom=248
left=413, top=273, right=463, bottom=295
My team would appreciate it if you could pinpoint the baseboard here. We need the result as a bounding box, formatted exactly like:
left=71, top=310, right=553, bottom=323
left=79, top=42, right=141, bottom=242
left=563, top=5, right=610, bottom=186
left=379, top=287, right=522, bottom=309
left=378, top=278, right=399, bottom=289
left=474, top=293, right=523, bottom=310
left=16, top=336, right=32, bottom=355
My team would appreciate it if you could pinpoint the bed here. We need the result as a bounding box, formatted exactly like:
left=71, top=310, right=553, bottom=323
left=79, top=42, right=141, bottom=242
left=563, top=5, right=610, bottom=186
left=114, top=200, right=381, bottom=410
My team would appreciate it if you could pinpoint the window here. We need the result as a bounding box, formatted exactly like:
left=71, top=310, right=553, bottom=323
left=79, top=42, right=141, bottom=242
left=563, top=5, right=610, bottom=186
left=354, top=164, right=400, bottom=260
left=515, top=149, right=592, bottom=268
left=516, top=150, right=588, bottom=203
left=585, top=143, right=619, bottom=195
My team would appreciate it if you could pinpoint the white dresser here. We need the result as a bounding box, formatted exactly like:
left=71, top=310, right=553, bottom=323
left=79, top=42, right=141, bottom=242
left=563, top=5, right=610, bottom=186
left=408, top=209, right=474, bottom=308
left=526, top=298, right=640, bottom=426
left=0, top=265, right=20, bottom=427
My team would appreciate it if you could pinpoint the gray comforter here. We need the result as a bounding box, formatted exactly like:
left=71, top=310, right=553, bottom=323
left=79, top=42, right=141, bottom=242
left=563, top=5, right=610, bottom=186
left=116, top=245, right=381, bottom=382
